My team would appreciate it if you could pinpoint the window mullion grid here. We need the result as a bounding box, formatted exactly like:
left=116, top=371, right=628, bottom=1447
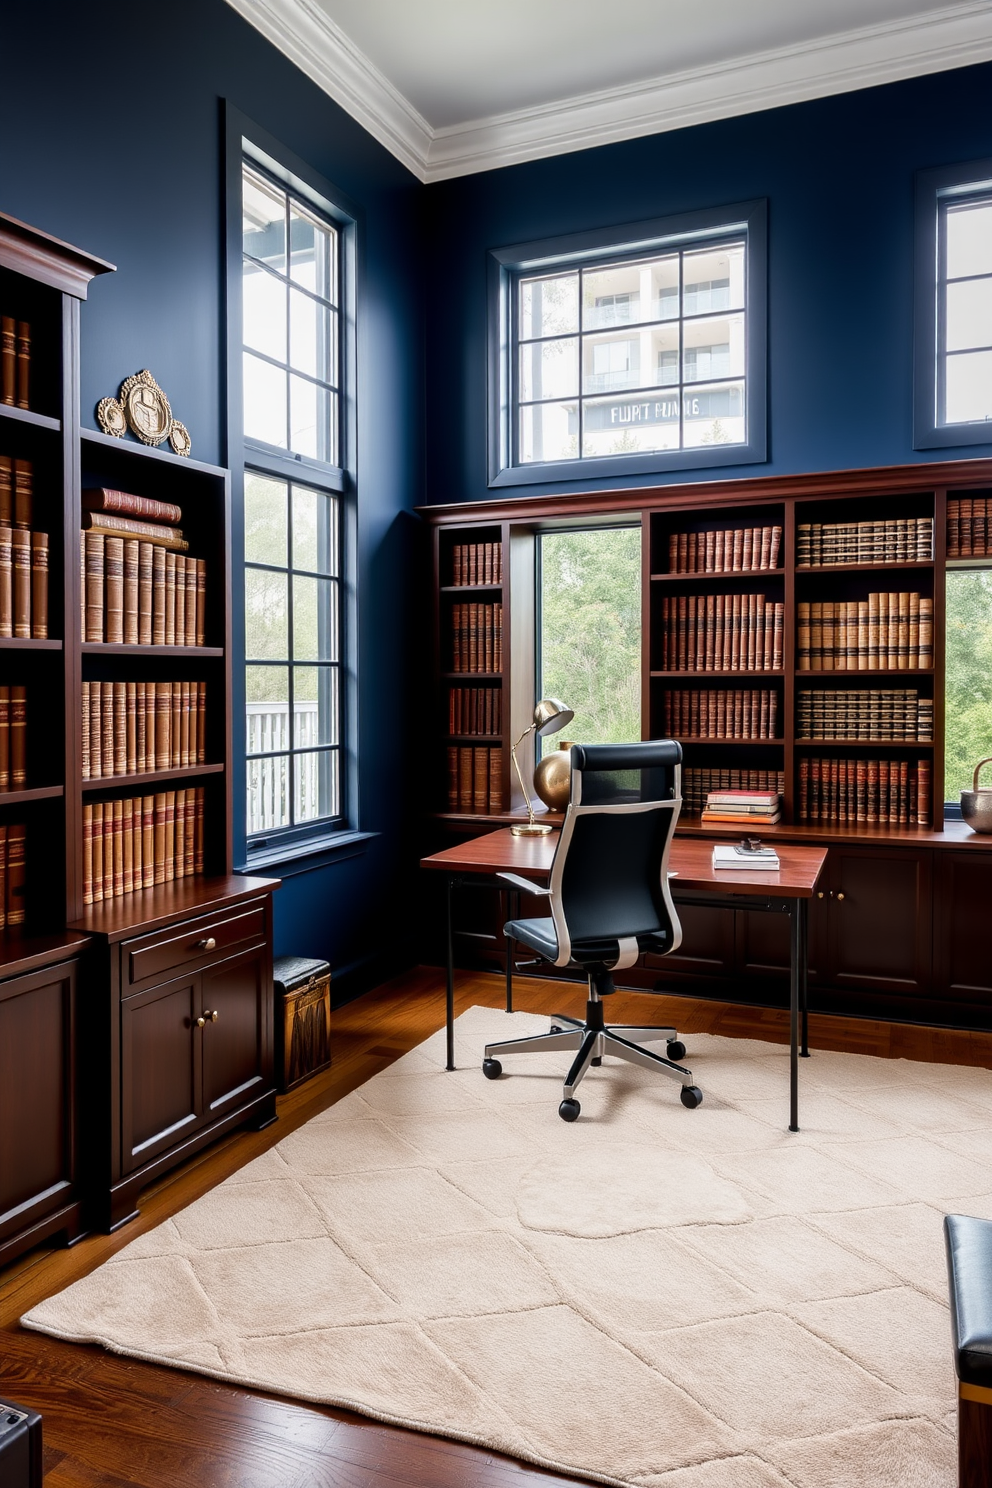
left=287, top=481, right=297, bottom=826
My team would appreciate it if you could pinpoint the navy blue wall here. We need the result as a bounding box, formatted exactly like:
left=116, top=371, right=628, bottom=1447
left=424, top=62, right=992, bottom=506
left=0, top=0, right=425, bottom=988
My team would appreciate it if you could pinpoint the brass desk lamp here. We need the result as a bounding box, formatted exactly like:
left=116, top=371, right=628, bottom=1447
left=510, top=697, right=574, bottom=837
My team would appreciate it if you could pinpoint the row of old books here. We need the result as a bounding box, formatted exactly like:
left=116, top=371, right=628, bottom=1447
left=446, top=746, right=503, bottom=814
left=796, top=517, right=933, bottom=566
left=451, top=602, right=503, bottom=673
left=797, top=594, right=933, bottom=671
left=82, top=788, right=206, bottom=904
left=667, top=525, right=782, bottom=574
left=796, top=688, right=933, bottom=742
left=682, top=768, right=785, bottom=817
left=0, top=455, right=36, bottom=527
left=947, top=498, right=991, bottom=558
left=797, top=757, right=931, bottom=826
left=702, top=789, right=781, bottom=826
left=0, top=686, right=27, bottom=788
left=81, top=681, right=206, bottom=779
left=448, top=685, right=502, bottom=736
left=0, top=823, right=27, bottom=929
left=657, top=595, right=785, bottom=672
left=451, top=541, right=503, bottom=586
left=81, top=534, right=206, bottom=646
left=0, top=317, right=30, bottom=409
left=662, top=688, right=779, bottom=739
left=0, top=528, right=48, bottom=638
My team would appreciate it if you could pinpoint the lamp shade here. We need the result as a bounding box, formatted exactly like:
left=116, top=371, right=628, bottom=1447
left=533, top=697, right=574, bottom=736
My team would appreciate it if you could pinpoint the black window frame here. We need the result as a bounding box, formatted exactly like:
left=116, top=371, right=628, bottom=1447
left=225, top=106, right=362, bottom=872
left=488, top=201, right=767, bottom=488
left=914, top=157, right=992, bottom=450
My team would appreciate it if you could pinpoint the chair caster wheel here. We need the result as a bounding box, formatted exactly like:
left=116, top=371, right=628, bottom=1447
left=680, top=1085, right=703, bottom=1109
left=591, top=1056, right=602, bottom=1066
left=482, top=1058, right=502, bottom=1080
left=559, top=1099, right=580, bottom=1122
left=667, top=1040, right=686, bottom=1062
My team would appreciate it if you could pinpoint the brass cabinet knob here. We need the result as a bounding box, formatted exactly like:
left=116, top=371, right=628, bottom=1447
left=197, top=937, right=217, bottom=951
left=207, top=1009, right=219, bottom=1022
left=195, top=1016, right=206, bottom=1029
left=817, top=891, right=825, bottom=899
left=836, top=891, right=846, bottom=902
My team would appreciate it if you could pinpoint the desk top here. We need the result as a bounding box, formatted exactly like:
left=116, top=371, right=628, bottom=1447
left=422, top=828, right=827, bottom=899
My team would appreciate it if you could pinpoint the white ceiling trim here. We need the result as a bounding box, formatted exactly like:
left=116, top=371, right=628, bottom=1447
left=225, top=0, right=992, bottom=184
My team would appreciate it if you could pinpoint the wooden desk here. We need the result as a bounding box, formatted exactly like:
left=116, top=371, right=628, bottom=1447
left=422, top=829, right=828, bottom=1131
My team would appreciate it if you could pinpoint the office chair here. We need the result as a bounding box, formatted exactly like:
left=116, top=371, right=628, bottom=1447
left=482, top=740, right=702, bottom=1121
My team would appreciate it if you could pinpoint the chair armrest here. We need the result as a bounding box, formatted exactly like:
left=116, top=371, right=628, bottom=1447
left=497, top=872, right=552, bottom=896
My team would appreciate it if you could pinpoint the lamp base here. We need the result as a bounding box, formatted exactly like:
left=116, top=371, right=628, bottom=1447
left=510, top=822, right=553, bottom=837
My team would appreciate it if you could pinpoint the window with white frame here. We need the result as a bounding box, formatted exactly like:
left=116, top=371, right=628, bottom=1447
left=241, top=160, right=346, bottom=848
left=488, top=203, right=766, bottom=486
left=915, top=160, right=992, bottom=449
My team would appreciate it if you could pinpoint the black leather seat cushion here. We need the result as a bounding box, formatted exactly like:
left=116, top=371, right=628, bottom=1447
left=945, top=1213, right=992, bottom=1385
left=504, top=917, right=667, bottom=968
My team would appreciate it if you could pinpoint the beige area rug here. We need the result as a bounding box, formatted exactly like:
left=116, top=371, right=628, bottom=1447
left=22, top=1006, right=992, bottom=1488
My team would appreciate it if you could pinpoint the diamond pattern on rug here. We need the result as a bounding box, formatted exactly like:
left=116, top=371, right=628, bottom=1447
left=22, top=1006, right=978, bottom=1488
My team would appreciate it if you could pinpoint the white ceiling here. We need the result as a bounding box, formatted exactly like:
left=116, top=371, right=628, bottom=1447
left=225, top=0, right=992, bottom=181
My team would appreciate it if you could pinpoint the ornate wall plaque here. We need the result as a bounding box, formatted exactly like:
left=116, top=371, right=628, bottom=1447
left=94, top=370, right=191, bottom=456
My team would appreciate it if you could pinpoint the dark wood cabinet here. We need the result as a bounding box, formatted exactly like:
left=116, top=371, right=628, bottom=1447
left=0, top=958, right=81, bottom=1265
left=818, top=846, right=932, bottom=997
left=933, top=850, right=992, bottom=1010
left=120, top=975, right=200, bottom=1175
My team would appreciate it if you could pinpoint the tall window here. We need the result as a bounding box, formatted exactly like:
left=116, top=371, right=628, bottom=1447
left=945, top=567, right=992, bottom=809
left=537, top=527, right=642, bottom=750
left=241, top=160, right=347, bottom=848
left=489, top=203, right=766, bottom=487
left=915, top=161, right=992, bottom=449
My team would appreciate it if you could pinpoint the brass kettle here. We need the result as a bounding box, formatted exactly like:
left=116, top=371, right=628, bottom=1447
left=961, top=757, right=992, bottom=834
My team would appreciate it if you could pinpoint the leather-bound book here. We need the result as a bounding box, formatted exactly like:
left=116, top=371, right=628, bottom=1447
left=153, top=792, right=167, bottom=885
left=126, top=682, right=137, bottom=773
left=155, top=682, right=170, bottom=770
left=82, top=804, right=93, bottom=906
left=15, top=322, right=30, bottom=409
left=947, top=500, right=961, bottom=558
left=180, top=682, right=190, bottom=766
left=164, top=790, right=175, bottom=882
left=113, top=681, right=127, bottom=775
left=88, top=681, right=101, bottom=779
left=30, top=532, right=48, bottom=638
left=84, top=532, right=105, bottom=643
left=174, top=555, right=186, bottom=647
left=6, top=822, right=26, bottom=928
left=165, top=551, right=176, bottom=645
left=961, top=498, right=974, bottom=557
left=141, top=795, right=155, bottom=889
left=131, top=796, right=142, bottom=890
left=83, top=488, right=182, bottom=524
left=112, top=799, right=124, bottom=897
left=458, top=745, right=471, bottom=811
left=10, top=685, right=26, bottom=787
left=152, top=546, right=166, bottom=644
left=122, top=797, right=134, bottom=895
left=194, top=787, right=205, bottom=872
left=919, top=598, right=934, bottom=667
left=170, top=682, right=181, bottom=767
left=138, top=542, right=153, bottom=644
left=197, top=682, right=206, bottom=762
left=11, top=530, right=31, bottom=638
left=0, top=456, right=11, bottom=526
left=122, top=539, right=139, bottom=644
left=0, top=686, right=10, bottom=788
left=136, top=682, right=147, bottom=772
left=184, top=791, right=195, bottom=877
left=488, top=746, right=502, bottom=812
left=174, top=788, right=186, bottom=879
left=195, top=559, right=206, bottom=645
left=185, top=560, right=197, bottom=646
left=908, top=593, right=920, bottom=667
left=80, top=511, right=188, bottom=551
left=897, top=593, right=910, bottom=670
left=0, top=317, right=15, bottom=404
left=91, top=802, right=105, bottom=902
left=101, top=682, right=114, bottom=777
left=13, top=459, right=32, bottom=530
left=104, top=537, right=124, bottom=644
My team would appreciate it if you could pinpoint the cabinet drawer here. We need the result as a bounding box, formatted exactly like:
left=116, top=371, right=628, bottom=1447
left=124, top=904, right=267, bottom=988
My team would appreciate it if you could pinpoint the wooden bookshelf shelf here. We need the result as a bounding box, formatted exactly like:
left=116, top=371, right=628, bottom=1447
left=795, top=738, right=932, bottom=749
left=0, top=785, right=64, bottom=805
left=441, top=671, right=502, bottom=681
left=81, top=763, right=224, bottom=792
left=651, top=669, right=785, bottom=680
left=794, top=668, right=933, bottom=678
left=649, top=569, right=784, bottom=583
left=440, top=584, right=503, bottom=594
left=796, top=560, right=934, bottom=575
left=80, top=644, right=224, bottom=658
left=0, top=404, right=61, bottom=434
left=0, top=637, right=62, bottom=651
left=679, top=737, right=785, bottom=745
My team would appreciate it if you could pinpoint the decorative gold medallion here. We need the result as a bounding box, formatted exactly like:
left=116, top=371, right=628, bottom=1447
left=96, top=396, right=127, bottom=438
left=168, top=420, right=192, bottom=458
left=120, top=369, right=173, bottom=446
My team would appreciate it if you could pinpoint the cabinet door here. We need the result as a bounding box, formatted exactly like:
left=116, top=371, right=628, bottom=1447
left=655, top=903, right=736, bottom=981
left=933, top=851, right=992, bottom=1007
left=820, top=847, right=932, bottom=996
left=0, top=962, right=76, bottom=1242
left=120, top=976, right=202, bottom=1175
left=200, top=948, right=271, bottom=1124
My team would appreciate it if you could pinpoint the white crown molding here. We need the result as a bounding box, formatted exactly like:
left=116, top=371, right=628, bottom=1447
left=224, top=0, right=432, bottom=180
left=226, top=0, right=992, bottom=184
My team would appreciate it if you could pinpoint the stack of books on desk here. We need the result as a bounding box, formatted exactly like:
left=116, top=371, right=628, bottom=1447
left=712, top=842, right=780, bottom=870
left=701, top=789, right=782, bottom=826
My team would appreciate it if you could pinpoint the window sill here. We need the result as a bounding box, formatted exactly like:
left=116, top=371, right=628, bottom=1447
left=239, top=829, right=378, bottom=878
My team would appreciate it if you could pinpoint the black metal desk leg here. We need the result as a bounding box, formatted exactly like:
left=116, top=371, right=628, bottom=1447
left=798, top=897, right=810, bottom=1059
left=789, top=901, right=800, bottom=1133
left=446, top=876, right=455, bottom=1071
left=505, top=890, right=518, bottom=1013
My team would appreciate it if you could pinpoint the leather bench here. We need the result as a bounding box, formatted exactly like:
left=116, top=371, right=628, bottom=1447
left=945, top=1214, right=992, bottom=1486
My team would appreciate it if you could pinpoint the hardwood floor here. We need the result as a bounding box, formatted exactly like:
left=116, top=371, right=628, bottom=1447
left=2, top=966, right=989, bottom=1487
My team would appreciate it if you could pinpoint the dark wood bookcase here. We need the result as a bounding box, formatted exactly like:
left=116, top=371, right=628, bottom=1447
left=0, top=211, right=278, bottom=1263
left=423, top=459, right=992, bottom=1031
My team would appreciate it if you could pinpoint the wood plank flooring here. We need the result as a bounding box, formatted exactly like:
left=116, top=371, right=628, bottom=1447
left=2, top=966, right=990, bottom=1488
